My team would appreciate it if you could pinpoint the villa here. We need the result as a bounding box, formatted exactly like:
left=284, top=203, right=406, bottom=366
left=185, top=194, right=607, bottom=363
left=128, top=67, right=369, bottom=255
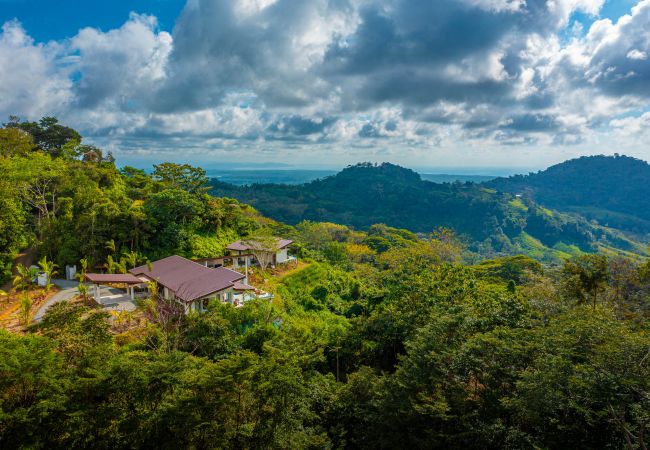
left=226, top=238, right=295, bottom=269
left=85, top=255, right=266, bottom=314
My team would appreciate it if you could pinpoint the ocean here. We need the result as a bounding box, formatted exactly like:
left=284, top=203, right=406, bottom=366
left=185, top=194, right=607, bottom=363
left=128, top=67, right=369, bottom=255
left=206, top=169, right=499, bottom=186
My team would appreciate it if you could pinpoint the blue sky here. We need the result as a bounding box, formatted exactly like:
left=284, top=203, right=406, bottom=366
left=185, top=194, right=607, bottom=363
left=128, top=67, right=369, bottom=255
left=0, top=1, right=184, bottom=41
left=1, top=0, right=650, bottom=170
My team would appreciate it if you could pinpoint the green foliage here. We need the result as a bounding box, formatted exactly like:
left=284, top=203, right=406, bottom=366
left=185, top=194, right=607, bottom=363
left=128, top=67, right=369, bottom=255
left=0, top=118, right=269, bottom=269
left=38, top=255, right=57, bottom=291
left=474, top=254, right=543, bottom=283
left=0, top=127, right=35, bottom=157
left=562, top=254, right=609, bottom=309
left=12, top=264, right=37, bottom=291
left=487, top=154, right=650, bottom=234
left=19, top=294, right=32, bottom=325
left=2, top=118, right=650, bottom=449
left=5, top=116, right=81, bottom=158
left=152, top=162, right=209, bottom=194
left=212, top=162, right=639, bottom=261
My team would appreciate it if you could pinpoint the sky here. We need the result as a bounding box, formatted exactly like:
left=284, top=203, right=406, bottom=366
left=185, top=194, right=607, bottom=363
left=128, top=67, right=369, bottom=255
left=1, top=0, right=650, bottom=170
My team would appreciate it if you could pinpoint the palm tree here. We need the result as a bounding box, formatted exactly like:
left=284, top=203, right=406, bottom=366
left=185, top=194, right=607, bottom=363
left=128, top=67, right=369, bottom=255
left=19, top=293, right=32, bottom=325
left=38, top=256, right=58, bottom=292
left=105, top=239, right=116, bottom=255
left=13, top=264, right=38, bottom=291
left=122, top=250, right=140, bottom=269
left=115, top=258, right=128, bottom=274
left=75, top=258, right=89, bottom=303
left=104, top=255, right=117, bottom=274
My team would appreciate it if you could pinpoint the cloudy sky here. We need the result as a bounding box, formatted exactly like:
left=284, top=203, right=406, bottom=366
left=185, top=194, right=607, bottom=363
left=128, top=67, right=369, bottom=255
left=1, top=0, right=649, bottom=170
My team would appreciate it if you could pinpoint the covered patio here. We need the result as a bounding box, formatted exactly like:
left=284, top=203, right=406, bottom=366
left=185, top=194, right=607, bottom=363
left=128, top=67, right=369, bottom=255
left=84, top=273, right=147, bottom=311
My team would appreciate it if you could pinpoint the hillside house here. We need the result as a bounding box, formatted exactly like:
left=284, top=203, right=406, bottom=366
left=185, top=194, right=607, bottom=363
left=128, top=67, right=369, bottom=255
left=226, top=238, right=295, bottom=269
left=85, top=255, right=268, bottom=314
left=128, top=255, right=257, bottom=313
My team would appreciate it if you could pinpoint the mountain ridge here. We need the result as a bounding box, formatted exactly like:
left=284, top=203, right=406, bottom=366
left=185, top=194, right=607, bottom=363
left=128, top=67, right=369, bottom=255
left=484, top=155, right=650, bottom=234
left=211, top=161, right=648, bottom=262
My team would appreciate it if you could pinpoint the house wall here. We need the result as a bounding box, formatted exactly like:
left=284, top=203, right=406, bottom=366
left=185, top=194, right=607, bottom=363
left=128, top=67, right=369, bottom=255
left=186, top=288, right=235, bottom=314
left=276, top=248, right=288, bottom=263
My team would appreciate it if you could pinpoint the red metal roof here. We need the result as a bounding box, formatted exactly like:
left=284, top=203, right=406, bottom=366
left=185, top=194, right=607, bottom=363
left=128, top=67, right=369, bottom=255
left=233, top=281, right=255, bottom=291
left=85, top=273, right=143, bottom=284
left=130, top=255, right=245, bottom=302
left=226, top=238, right=293, bottom=251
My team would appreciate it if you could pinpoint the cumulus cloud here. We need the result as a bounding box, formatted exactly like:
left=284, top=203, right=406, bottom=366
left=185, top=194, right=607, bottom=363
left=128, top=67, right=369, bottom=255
left=2, top=0, right=650, bottom=164
left=559, top=0, right=650, bottom=97
left=0, top=21, right=71, bottom=119
left=70, top=13, right=172, bottom=110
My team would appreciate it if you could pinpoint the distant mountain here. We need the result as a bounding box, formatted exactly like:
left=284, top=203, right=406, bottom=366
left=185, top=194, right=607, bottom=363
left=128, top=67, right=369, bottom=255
left=212, top=162, right=646, bottom=261
left=485, top=155, right=650, bottom=234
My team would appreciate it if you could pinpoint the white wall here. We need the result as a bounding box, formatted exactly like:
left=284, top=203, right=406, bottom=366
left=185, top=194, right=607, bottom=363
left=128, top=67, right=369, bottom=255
left=276, top=248, right=288, bottom=263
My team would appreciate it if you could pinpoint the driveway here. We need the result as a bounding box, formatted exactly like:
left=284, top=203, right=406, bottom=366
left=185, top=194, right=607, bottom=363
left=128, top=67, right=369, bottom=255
left=33, top=281, right=81, bottom=321
left=33, top=280, right=140, bottom=322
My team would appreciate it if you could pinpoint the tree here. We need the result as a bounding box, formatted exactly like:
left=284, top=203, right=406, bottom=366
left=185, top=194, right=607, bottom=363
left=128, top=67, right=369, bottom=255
left=0, top=127, right=35, bottom=157
left=562, top=254, right=609, bottom=310
left=242, top=232, right=280, bottom=271
left=13, top=264, right=38, bottom=291
left=80, top=145, right=103, bottom=162
left=7, top=116, right=81, bottom=157
left=19, top=293, right=32, bottom=325
left=104, top=255, right=118, bottom=274
left=121, top=250, right=141, bottom=269
left=38, top=256, right=58, bottom=292
left=76, top=258, right=89, bottom=304
left=0, top=330, right=67, bottom=449
left=8, top=152, right=65, bottom=239
left=145, top=189, right=204, bottom=226
left=152, top=162, right=209, bottom=194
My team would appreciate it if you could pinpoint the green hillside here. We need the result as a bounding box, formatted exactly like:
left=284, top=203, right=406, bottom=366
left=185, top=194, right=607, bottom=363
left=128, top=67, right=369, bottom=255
left=486, top=155, right=650, bottom=234
left=212, top=162, right=647, bottom=262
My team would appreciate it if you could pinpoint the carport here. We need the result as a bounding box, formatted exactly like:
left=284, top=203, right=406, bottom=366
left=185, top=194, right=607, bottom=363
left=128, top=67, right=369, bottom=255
left=84, top=273, right=145, bottom=303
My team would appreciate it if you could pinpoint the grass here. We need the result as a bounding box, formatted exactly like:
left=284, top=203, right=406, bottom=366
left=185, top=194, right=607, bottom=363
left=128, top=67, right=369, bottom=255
left=281, top=262, right=328, bottom=293
left=552, top=242, right=584, bottom=257
left=513, top=233, right=576, bottom=262
left=508, top=198, right=528, bottom=212
left=538, top=206, right=554, bottom=217
left=597, top=244, right=647, bottom=262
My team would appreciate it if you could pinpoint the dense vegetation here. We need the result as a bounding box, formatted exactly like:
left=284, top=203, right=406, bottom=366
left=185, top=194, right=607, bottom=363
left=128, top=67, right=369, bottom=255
left=2, top=119, right=650, bottom=448
left=0, top=117, right=265, bottom=285
left=486, top=155, right=650, bottom=234
left=2, top=221, right=650, bottom=448
left=212, top=162, right=645, bottom=262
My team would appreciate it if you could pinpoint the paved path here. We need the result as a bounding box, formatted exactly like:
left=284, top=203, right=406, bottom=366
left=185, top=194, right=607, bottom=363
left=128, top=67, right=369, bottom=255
left=33, top=281, right=81, bottom=321
left=33, top=281, right=138, bottom=321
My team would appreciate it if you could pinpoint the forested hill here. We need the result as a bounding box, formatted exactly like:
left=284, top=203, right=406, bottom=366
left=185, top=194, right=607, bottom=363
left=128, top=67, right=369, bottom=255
left=485, top=155, right=650, bottom=234
left=211, top=162, right=644, bottom=261
left=0, top=117, right=271, bottom=286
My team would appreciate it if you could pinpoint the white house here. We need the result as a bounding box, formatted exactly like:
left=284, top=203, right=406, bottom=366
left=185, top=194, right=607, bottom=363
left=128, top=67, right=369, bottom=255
left=85, top=255, right=271, bottom=314
left=226, top=238, right=295, bottom=269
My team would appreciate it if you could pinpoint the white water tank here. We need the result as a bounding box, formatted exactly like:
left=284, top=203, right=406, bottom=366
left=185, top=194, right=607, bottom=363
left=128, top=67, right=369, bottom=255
left=65, top=265, right=77, bottom=280
left=37, top=273, right=48, bottom=287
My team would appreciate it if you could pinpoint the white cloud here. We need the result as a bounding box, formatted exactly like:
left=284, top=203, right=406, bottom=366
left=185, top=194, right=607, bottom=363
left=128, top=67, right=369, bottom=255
left=3, top=0, right=650, bottom=166
left=0, top=21, right=72, bottom=119
left=69, top=13, right=172, bottom=109
left=627, top=49, right=648, bottom=60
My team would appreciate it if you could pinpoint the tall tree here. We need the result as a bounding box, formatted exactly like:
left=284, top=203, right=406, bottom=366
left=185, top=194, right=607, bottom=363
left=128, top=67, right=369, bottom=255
left=562, top=254, right=609, bottom=310
left=6, top=117, right=81, bottom=158
left=0, top=128, right=35, bottom=157
left=152, top=162, right=209, bottom=194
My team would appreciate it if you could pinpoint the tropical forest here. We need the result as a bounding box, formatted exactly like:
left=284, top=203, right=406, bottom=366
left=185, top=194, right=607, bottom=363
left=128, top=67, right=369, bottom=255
left=0, top=117, right=649, bottom=449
